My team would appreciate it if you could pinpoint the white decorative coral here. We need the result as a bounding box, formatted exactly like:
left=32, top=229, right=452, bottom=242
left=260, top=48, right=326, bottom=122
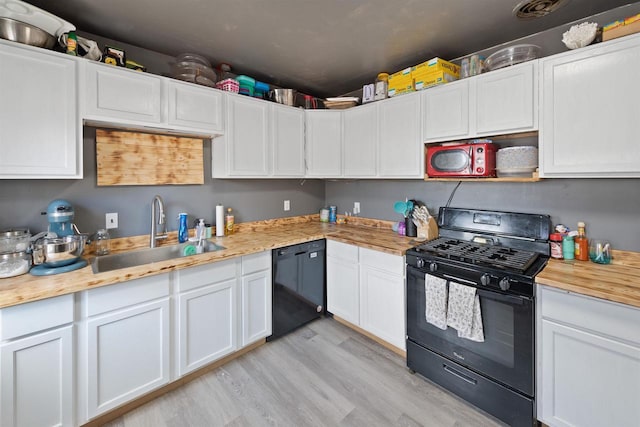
left=562, top=22, right=598, bottom=49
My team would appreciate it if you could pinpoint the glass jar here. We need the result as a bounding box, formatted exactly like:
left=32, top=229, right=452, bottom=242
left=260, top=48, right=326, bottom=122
left=374, top=72, right=389, bottom=101
left=549, top=233, right=563, bottom=259
left=95, top=229, right=111, bottom=256
left=589, top=239, right=611, bottom=264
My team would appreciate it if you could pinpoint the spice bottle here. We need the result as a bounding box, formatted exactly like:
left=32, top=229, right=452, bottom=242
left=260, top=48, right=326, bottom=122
left=574, top=221, right=589, bottom=261
left=549, top=233, right=563, bottom=259
left=225, top=208, right=235, bottom=235
left=374, top=73, right=389, bottom=101
left=66, top=31, right=78, bottom=56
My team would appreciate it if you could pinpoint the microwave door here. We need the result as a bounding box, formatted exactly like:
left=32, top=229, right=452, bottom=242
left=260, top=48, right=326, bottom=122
left=432, top=149, right=471, bottom=174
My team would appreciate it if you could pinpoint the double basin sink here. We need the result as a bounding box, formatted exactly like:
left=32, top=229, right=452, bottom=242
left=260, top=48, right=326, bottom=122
left=91, top=241, right=225, bottom=274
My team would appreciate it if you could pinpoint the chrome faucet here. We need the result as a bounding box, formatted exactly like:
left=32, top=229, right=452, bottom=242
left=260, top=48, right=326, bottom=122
left=150, top=195, right=168, bottom=248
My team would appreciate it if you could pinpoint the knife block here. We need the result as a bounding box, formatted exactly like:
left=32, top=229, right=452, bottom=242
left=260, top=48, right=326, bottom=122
left=417, top=217, right=439, bottom=241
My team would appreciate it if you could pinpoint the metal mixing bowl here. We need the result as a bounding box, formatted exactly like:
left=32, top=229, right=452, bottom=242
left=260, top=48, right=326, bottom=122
left=33, top=235, right=87, bottom=267
left=0, top=17, right=56, bottom=49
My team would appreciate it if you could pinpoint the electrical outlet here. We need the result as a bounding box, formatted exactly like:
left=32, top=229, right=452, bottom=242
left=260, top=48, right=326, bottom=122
left=106, top=212, right=118, bottom=229
left=354, top=202, right=360, bottom=215
left=284, top=200, right=291, bottom=211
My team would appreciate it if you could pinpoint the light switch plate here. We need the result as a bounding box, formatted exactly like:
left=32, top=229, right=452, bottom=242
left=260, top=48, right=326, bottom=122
left=106, top=212, right=118, bottom=229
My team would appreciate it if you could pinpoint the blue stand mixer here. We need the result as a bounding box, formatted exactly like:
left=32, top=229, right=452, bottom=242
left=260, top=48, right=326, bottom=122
left=30, top=200, right=88, bottom=276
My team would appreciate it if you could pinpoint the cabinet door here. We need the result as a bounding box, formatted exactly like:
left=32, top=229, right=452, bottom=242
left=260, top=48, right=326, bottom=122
left=85, top=298, right=170, bottom=418
left=1, top=326, right=74, bottom=427
left=422, top=79, right=470, bottom=142
left=540, top=35, right=640, bottom=177
left=0, top=43, right=80, bottom=178
left=83, top=62, right=162, bottom=124
left=177, top=279, right=237, bottom=376
left=539, top=319, right=640, bottom=427
left=227, top=95, right=270, bottom=176
left=475, top=61, right=537, bottom=135
left=326, top=256, right=359, bottom=325
left=343, top=103, right=378, bottom=177
left=241, top=270, right=272, bottom=347
left=378, top=93, right=423, bottom=177
left=271, top=104, right=305, bottom=177
left=167, top=80, right=224, bottom=134
left=305, top=111, right=342, bottom=177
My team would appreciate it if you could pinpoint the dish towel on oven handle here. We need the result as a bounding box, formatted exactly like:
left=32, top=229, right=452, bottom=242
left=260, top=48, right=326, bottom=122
left=424, top=274, right=448, bottom=330
left=446, top=281, right=485, bottom=342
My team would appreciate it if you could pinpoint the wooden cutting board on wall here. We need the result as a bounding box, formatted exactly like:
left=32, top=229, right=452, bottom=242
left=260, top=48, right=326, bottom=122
left=96, top=129, right=204, bottom=186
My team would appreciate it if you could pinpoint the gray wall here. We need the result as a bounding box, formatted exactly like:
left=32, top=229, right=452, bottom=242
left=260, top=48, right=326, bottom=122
left=0, top=128, right=325, bottom=238
left=326, top=179, right=640, bottom=252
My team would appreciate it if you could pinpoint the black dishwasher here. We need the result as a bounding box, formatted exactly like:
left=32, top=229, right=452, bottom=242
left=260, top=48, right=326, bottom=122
left=268, top=239, right=325, bottom=341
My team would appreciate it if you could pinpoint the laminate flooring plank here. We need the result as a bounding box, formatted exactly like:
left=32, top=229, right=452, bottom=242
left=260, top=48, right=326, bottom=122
left=103, top=317, right=506, bottom=427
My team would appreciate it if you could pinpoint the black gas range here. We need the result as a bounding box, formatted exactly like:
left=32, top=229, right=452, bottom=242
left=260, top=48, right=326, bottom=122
left=406, top=207, right=550, bottom=427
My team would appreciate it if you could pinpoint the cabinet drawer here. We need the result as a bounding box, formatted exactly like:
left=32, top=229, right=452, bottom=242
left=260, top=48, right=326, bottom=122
left=242, top=251, right=271, bottom=275
left=83, top=273, right=170, bottom=317
left=327, top=240, right=359, bottom=263
left=0, top=294, right=74, bottom=341
left=359, top=247, right=404, bottom=276
left=539, top=285, right=640, bottom=345
left=176, top=259, right=237, bottom=293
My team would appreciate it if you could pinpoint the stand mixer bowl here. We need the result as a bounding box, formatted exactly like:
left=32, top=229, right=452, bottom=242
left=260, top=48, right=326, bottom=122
left=33, top=234, right=87, bottom=267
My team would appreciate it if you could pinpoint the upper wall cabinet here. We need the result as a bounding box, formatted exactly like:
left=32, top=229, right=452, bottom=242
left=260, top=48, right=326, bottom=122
left=0, top=40, right=82, bottom=179
left=343, top=103, right=378, bottom=178
left=81, top=61, right=223, bottom=137
left=212, top=93, right=305, bottom=178
left=423, top=61, right=538, bottom=143
left=539, top=34, right=640, bottom=178
left=305, top=110, right=343, bottom=178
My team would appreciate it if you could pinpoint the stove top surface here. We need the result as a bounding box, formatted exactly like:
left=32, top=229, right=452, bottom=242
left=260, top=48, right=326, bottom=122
left=413, top=237, right=540, bottom=273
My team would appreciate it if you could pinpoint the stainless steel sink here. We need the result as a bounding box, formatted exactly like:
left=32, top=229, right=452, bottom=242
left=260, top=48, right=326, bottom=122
left=91, top=241, right=225, bottom=274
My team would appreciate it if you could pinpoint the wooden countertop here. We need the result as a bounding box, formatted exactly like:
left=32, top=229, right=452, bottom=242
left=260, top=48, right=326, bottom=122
left=536, top=251, right=640, bottom=309
left=0, top=217, right=418, bottom=309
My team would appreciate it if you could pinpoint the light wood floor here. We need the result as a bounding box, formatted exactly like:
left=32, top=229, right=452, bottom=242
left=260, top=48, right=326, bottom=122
left=104, top=317, right=505, bottom=427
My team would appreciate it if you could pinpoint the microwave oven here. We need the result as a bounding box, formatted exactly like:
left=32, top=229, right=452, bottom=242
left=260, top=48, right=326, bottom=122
left=426, top=142, right=497, bottom=178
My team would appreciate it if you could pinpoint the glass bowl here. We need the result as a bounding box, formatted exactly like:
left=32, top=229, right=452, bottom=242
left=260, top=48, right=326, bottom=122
left=485, top=44, right=541, bottom=71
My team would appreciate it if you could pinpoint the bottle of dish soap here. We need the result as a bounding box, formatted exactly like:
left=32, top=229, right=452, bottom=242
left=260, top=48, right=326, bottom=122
left=225, top=208, right=235, bottom=235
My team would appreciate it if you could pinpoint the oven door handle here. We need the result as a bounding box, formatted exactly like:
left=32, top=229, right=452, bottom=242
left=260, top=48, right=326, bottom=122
left=443, top=364, right=477, bottom=385
left=477, top=289, right=528, bottom=305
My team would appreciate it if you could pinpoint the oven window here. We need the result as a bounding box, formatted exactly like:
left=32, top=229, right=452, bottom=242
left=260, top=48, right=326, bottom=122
left=431, top=150, right=470, bottom=172
left=462, top=297, right=515, bottom=368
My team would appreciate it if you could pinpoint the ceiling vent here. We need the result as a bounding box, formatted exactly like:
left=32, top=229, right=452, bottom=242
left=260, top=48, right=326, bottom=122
left=513, top=0, right=569, bottom=19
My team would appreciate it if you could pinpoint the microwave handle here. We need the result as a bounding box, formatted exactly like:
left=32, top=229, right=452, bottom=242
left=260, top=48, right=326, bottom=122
left=468, top=146, right=473, bottom=174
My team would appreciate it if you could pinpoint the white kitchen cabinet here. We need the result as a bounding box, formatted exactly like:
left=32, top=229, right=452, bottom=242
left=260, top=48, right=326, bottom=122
left=175, top=260, right=238, bottom=376
left=0, top=40, right=81, bottom=179
left=240, top=251, right=272, bottom=347
left=539, top=33, right=640, bottom=177
left=537, top=285, right=640, bottom=427
left=359, top=247, right=406, bottom=350
left=326, top=241, right=360, bottom=325
left=167, top=79, right=224, bottom=134
left=212, top=94, right=305, bottom=178
left=0, top=294, right=74, bottom=427
left=326, top=241, right=406, bottom=351
left=343, top=103, right=378, bottom=177
left=423, top=61, right=537, bottom=143
left=83, top=61, right=163, bottom=125
left=305, top=110, right=343, bottom=177
left=378, top=92, right=423, bottom=177
left=271, top=104, right=305, bottom=177
left=79, top=274, right=171, bottom=421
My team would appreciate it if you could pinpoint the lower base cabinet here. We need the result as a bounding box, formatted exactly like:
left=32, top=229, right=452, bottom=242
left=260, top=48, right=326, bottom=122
left=537, top=285, right=640, bottom=427
left=0, top=294, right=75, bottom=427
left=240, top=251, right=272, bottom=347
left=327, top=241, right=406, bottom=351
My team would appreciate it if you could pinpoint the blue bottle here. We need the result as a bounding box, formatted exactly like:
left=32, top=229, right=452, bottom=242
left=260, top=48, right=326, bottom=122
left=178, top=213, right=189, bottom=243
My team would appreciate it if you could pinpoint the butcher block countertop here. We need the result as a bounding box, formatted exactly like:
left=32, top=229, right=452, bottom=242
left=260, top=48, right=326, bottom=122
left=536, top=250, right=640, bottom=309
left=0, top=215, right=418, bottom=309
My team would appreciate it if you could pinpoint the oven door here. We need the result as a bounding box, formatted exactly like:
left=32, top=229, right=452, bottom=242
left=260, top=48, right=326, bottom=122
left=406, top=265, right=534, bottom=396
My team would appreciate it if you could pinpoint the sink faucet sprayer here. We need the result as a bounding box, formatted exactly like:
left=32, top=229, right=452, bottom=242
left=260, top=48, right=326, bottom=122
left=150, top=195, right=168, bottom=248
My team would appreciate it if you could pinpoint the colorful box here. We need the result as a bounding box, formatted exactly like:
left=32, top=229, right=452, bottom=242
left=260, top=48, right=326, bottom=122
left=413, top=70, right=459, bottom=90
left=389, top=67, right=412, bottom=80
left=388, top=72, right=414, bottom=97
left=413, top=57, right=460, bottom=77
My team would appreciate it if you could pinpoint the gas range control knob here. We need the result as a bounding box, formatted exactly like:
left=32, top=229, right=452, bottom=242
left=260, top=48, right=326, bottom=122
left=480, top=273, right=491, bottom=286
left=499, top=277, right=511, bottom=291
left=429, top=262, right=438, bottom=273
left=416, top=258, right=425, bottom=268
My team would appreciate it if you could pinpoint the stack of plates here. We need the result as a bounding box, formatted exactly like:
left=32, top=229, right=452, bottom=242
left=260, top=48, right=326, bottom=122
left=324, top=97, right=359, bottom=109
left=496, top=146, right=538, bottom=177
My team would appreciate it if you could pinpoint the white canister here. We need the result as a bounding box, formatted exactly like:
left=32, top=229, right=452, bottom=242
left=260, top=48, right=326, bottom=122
left=319, top=208, right=329, bottom=223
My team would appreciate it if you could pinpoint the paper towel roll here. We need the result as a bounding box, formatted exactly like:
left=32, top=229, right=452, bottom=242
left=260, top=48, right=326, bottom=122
left=216, top=205, right=225, bottom=237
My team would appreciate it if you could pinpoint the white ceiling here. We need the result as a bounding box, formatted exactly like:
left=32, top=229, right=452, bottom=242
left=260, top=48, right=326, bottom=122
left=25, top=0, right=636, bottom=97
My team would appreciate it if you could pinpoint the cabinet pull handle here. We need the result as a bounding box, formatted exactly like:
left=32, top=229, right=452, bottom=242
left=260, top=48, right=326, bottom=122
left=443, top=364, right=477, bottom=385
